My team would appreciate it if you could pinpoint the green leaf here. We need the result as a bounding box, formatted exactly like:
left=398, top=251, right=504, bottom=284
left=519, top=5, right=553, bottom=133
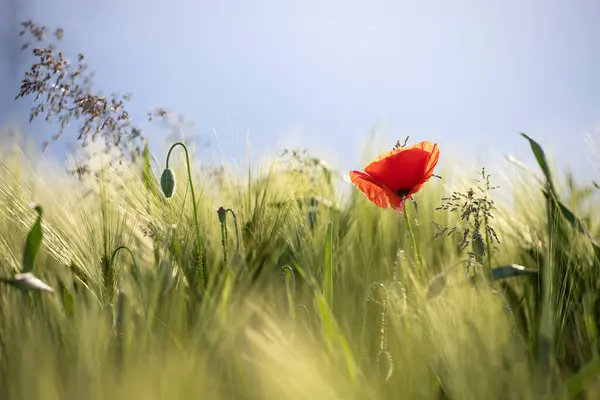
left=544, top=357, right=600, bottom=400
left=491, top=264, right=538, bottom=281
left=315, top=294, right=337, bottom=352
left=0, top=272, right=53, bottom=292
left=22, top=204, right=43, bottom=273
left=61, top=284, right=75, bottom=317
left=522, top=133, right=557, bottom=392
left=281, top=265, right=296, bottom=321
left=315, top=294, right=358, bottom=384
left=521, top=133, right=555, bottom=191
left=289, top=260, right=320, bottom=291
left=521, top=133, right=600, bottom=266
left=323, top=221, right=334, bottom=307
left=143, top=142, right=157, bottom=196
left=546, top=190, right=600, bottom=251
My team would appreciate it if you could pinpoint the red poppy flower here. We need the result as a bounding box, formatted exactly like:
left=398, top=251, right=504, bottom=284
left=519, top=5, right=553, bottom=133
left=349, top=141, right=440, bottom=213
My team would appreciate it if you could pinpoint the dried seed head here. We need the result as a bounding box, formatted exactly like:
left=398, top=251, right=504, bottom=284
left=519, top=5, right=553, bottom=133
left=160, top=168, right=176, bottom=198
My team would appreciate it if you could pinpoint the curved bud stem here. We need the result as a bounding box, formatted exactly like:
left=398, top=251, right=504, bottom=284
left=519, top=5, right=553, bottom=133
left=217, top=207, right=240, bottom=266
left=110, top=245, right=147, bottom=313
left=217, top=207, right=229, bottom=265
left=165, top=142, right=204, bottom=293
left=226, top=208, right=240, bottom=252
left=360, top=282, right=388, bottom=362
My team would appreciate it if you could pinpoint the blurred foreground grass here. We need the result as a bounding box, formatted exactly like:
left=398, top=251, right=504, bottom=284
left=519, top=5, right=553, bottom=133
left=0, top=134, right=599, bottom=399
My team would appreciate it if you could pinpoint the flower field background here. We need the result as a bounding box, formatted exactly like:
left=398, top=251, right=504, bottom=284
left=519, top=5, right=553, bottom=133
left=1, top=129, right=600, bottom=400
left=2, top=21, right=600, bottom=400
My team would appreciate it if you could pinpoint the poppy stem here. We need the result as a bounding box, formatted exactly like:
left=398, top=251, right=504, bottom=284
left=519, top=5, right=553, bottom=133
left=165, top=142, right=204, bottom=294
left=403, top=208, right=422, bottom=269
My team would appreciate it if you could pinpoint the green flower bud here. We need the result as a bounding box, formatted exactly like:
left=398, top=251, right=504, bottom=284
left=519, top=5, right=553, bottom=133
left=160, top=168, right=176, bottom=198
left=217, top=207, right=227, bottom=225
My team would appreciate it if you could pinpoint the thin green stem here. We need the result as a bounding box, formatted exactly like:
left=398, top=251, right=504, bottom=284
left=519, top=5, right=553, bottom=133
left=484, top=214, right=493, bottom=275
left=360, top=282, right=388, bottom=363
left=394, top=249, right=408, bottom=296
left=166, top=142, right=204, bottom=293
left=281, top=265, right=296, bottom=321
left=220, top=221, right=228, bottom=264
left=226, top=208, right=240, bottom=252
left=143, top=142, right=161, bottom=267
left=110, top=245, right=147, bottom=313
left=403, top=207, right=422, bottom=269
left=110, top=246, right=141, bottom=278
left=218, top=207, right=237, bottom=265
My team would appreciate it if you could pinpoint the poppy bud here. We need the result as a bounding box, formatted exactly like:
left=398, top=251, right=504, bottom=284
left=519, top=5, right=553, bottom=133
left=217, top=207, right=227, bottom=225
left=160, top=168, right=176, bottom=198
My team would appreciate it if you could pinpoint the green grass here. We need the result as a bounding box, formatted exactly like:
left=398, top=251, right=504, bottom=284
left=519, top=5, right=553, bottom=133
left=0, top=133, right=599, bottom=399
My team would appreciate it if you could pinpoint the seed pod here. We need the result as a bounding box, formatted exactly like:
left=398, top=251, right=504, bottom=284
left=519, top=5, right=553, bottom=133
left=160, top=168, right=176, bottom=198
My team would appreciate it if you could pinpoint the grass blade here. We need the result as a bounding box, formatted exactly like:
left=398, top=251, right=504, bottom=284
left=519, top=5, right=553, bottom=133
left=22, top=204, right=43, bottom=273
left=545, top=358, right=600, bottom=400
left=315, top=293, right=358, bottom=384
left=521, top=133, right=555, bottom=191
left=491, top=264, right=538, bottom=281
left=547, top=191, right=600, bottom=253
left=323, top=221, right=334, bottom=307
left=521, top=133, right=557, bottom=394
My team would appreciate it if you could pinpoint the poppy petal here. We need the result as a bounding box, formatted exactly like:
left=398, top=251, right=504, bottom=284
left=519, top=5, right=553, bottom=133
left=365, top=141, right=437, bottom=172
left=349, top=170, right=391, bottom=208
left=350, top=140, right=440, bottom=212
left=423, top=143, right=440, bottom=180
left=364, top=141, right=438, bottom=192
left=405, top=143, right=440, bottom=198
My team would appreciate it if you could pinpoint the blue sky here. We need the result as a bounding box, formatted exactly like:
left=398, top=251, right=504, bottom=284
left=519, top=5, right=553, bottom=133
left=2, top=0, right=600, bottom=186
